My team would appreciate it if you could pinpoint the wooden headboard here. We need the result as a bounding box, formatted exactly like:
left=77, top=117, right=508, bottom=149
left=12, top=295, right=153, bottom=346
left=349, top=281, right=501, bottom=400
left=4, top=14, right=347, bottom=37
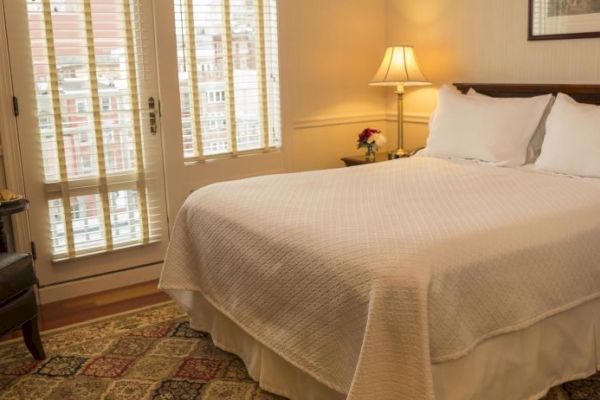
left=454, top=83, right=600, bottom=105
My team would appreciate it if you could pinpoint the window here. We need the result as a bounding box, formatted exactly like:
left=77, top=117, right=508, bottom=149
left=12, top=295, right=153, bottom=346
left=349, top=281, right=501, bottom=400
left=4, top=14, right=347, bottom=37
left=75, top=98, right=88, bottom=113
left=26, top=0, right=159, bottom=259
left=174, top=0, right=281, bottom=160
left=101, top=96, right=111, bottom=111
left=206, top=90, right=226, bottom=104
left=39, top=115, right=52, bottom=130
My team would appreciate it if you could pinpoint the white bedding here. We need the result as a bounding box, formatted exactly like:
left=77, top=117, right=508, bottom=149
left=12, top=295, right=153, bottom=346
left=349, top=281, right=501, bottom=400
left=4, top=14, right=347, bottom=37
left=160, top=157, right=600, bottom=400
left=169, top=289, right=600, bottom=400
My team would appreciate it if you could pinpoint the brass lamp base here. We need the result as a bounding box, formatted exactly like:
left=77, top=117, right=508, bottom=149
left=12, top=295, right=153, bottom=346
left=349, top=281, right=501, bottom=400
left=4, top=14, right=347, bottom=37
left=395, top=148, right=410, bottom=158
left=389, top=148, right=410, bottom=159
left=395, top=85, right=407, bottom=158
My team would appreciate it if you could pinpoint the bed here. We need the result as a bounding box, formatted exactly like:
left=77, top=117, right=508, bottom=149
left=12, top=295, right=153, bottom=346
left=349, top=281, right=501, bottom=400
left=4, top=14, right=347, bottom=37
left=159, top=84, right=600, bottom=400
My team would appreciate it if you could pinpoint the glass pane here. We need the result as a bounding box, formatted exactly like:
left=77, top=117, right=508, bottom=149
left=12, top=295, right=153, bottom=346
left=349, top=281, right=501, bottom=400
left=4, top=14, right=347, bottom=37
left=175, top=0, right=230, bottom=157
left=48, top=199, right=68, bottom=255
left=26, top=0, right=156, bottom=259
left=174, top=0, right=281, bottom=158
left=231, top=0, right=261, bottom=151
left=71, top=194, right=107, bottom=252
left=91, top=0, right=138, bottom=175
left=27, top=0, right=140, bottom=182
left=110, top=190, right=142, bottom=245
left=49, top=190, right=145, bottom=255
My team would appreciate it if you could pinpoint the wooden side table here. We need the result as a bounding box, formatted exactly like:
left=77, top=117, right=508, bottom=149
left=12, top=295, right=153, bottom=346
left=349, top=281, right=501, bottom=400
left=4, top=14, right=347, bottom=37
left=0, top=199, right=29, bottom=253
left=341, top=153, right=394, bottom=167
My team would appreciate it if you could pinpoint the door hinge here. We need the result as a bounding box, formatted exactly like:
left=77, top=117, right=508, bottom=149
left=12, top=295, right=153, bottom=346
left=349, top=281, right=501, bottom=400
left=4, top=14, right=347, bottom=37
left=30, top=241, right=37, bottom=260
left=12, top=96, right=19, bottom=117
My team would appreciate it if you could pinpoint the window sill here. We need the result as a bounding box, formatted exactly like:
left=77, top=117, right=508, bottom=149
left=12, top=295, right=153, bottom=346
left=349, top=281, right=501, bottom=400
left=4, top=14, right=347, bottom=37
left=183, top=147, right=282, bottom=166
left=52, top=238, right=161, bottom=264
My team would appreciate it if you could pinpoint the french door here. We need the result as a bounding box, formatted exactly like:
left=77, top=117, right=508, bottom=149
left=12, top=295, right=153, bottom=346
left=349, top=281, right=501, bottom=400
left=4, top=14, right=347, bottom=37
left=3, top=0, right=169, bottom=287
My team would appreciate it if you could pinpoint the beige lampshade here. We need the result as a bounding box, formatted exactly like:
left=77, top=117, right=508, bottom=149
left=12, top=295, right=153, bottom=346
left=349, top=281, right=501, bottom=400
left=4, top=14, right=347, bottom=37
left=370, top=46, right=430, bottom=86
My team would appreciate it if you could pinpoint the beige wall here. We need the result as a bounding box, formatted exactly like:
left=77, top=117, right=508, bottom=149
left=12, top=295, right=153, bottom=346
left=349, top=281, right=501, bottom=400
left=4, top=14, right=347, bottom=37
left=156, top=0, right=391, bottom=221
left=283, top=0, right=392, bottom=171
left=385, top=0, right=600, bottom=148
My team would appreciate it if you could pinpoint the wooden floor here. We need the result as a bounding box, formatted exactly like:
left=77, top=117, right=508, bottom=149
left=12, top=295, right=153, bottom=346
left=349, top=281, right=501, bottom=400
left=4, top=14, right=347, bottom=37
left=1, top=280, right=170, bottom=341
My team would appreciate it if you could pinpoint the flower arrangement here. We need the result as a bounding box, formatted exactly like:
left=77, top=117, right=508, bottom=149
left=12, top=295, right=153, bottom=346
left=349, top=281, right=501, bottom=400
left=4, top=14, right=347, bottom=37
left=357, top=128, right=386, bottom=162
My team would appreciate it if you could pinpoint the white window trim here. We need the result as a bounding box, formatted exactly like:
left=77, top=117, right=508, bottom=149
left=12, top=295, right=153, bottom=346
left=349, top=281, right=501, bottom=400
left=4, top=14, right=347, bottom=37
left=0, top=9, right=29, bottom=254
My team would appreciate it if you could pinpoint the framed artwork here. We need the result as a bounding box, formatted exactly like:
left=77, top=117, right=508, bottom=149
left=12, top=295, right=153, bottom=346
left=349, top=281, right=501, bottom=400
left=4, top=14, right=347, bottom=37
left=529, top=0, right=600, bottom=40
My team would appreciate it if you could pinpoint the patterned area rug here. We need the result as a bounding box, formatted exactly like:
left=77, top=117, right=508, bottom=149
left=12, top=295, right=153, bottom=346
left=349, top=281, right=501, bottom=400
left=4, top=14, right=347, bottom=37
left=0, top=302, right=283, bottom=400
left=0, top=301, right=597, bottom=400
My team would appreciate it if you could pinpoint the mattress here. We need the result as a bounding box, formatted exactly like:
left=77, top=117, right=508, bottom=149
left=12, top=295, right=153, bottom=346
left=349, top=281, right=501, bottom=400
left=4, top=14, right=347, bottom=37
left=160, top=156, right=600, bottom=399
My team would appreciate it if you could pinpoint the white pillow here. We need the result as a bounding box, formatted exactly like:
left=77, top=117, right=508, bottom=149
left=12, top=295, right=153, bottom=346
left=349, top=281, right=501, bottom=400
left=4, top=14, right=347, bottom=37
left=467, top=89, right=555, bottom=163
left=425, top=85, right=553, bottom=166
left=535, top=93, right=600, bottom=178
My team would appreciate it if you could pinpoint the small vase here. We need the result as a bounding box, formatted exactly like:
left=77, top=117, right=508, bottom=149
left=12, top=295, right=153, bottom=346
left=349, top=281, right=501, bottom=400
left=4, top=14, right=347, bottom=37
left=365, top=146, right=376, bottom=162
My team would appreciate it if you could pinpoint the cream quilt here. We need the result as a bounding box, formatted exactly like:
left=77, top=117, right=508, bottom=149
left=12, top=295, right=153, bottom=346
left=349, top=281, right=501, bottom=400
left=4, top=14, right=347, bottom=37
left=160, top=157, right=600, bottom=400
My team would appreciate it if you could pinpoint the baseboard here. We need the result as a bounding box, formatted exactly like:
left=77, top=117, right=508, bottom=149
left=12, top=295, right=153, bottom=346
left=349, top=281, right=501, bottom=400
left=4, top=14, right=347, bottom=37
left=37, top=263, right=163, bottom=304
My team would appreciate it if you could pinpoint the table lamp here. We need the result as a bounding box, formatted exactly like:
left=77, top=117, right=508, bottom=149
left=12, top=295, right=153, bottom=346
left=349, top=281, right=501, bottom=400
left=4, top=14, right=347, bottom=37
left=370, top=46, right=430, bottom=157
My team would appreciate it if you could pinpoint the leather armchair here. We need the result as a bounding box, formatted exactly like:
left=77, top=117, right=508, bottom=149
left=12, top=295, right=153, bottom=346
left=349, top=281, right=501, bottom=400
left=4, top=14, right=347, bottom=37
left=0, top=253, right=45, bottom=360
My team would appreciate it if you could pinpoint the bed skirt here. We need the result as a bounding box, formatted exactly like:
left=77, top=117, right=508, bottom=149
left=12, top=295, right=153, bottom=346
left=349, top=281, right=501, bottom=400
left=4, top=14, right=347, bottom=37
left=165, top=289, right=600, bottom=400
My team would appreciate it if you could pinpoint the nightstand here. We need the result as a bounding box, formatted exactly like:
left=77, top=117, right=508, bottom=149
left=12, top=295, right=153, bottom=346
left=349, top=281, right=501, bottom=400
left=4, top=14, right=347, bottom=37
left=341, top=153, right=398, bottom=167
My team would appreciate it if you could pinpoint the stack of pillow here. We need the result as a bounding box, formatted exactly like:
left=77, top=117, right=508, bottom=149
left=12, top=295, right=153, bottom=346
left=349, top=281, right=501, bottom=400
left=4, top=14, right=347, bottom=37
left=423, top=85, right=600, bottom=178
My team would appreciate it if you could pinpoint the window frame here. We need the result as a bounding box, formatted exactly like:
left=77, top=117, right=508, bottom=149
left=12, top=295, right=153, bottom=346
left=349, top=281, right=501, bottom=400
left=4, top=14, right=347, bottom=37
left=14, top=0, right=164, bottom=261
left=172, top=0, right=282, bottom=162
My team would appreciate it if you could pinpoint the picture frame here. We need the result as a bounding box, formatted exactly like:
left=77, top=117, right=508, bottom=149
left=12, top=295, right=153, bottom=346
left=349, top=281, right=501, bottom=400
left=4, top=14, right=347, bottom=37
left=528, top=0, right=600, bottom=40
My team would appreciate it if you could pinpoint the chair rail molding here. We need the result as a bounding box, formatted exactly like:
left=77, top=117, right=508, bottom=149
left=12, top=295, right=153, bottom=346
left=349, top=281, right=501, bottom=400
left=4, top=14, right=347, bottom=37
left=384, top=112, right=430, bottom=125
left=294, top=112, right=430, bottom=130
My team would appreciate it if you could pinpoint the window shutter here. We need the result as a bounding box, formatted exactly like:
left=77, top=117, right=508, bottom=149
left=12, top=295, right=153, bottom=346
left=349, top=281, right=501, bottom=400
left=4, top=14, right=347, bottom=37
left=174, top=0, right=281, bottom=161
left=25, top=0, right=161, bottom=260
